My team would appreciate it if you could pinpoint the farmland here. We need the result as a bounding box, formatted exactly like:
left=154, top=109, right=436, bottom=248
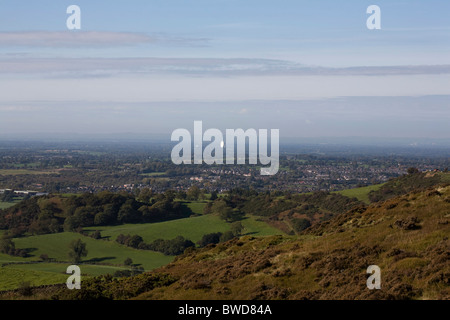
left=0, top=201, right=18, bottom=210
left=84, top=213, right=281, bottom=244
left=0, top=169, right=58, bottom=176
left=0, top=231, right=173, bottom=291
left=0, top=205, right=281, bottom=291
left=335, top=183, right=384, bottom=204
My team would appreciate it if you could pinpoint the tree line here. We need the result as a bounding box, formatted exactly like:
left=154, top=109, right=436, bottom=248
left=0, top=190, right=190, bottom=237
left=115, top=221, right=244, bottom=256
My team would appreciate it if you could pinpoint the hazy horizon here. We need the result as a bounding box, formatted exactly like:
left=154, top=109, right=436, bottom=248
left=2, top=132, right=450, bottom=148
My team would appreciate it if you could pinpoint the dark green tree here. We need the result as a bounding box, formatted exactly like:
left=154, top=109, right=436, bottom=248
left=124, top=257, right=133, bottom=266
left=186, top=186, right=201, bottom=201
left=91, top=230, right=102, bottom=239
left=203, top=202, right=213, bottom=215
left=94, top=204, right=118, bottom=226
left=68, top=239, right=88, bottom=263
left=117, top=200, right=140, bottom=223
left=230, top=221, right=244, bottom=236
left=197, top=232, right=222, bottom=247
left=219, top=231, right=235, bottom=243
left=292, top=218, right=311, bottom=233
left=126, top=235, right=144, bottom=248
left=0, top=238, right=15, bottom=255
left=210, top=190, right=218, bottom=201
left=407, top=167, right=420, bottom=175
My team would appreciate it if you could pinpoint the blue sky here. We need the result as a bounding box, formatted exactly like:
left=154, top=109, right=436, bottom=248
left=1, top=0, right=450, bottom=65
left=0, top=0, right=450, bottom=139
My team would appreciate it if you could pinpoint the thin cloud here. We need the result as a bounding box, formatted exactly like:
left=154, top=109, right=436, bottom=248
left=0, top=57, right=295, bottom=77
left=0, top=31, right=208, bottom=48
left=0, top=57, right=449, bottom=78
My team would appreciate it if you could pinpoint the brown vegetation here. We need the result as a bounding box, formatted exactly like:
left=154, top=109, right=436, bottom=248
left=132, top=185, right=449, bottom=300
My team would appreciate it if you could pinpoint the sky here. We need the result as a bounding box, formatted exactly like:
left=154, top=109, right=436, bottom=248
left=0, top=0, right=450, bottom=140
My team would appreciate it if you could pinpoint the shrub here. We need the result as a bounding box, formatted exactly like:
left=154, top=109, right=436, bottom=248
left=18, top=281, right=33, bottom=297
left=127, top=235, right=144, bottom=249
left=219, top=231, right=235, bottom=243
left=292, top=218, right=312, bottom=233
left=147, top=236, right=195, bottom=255
left=113, top=270, right=132, bottom=278
left=40, top=253, right=50, bottom=261
left=0, top=238, right=15, bottom=255
left=91, top=230, right=102, bottom=239
left=197, top=232, right=222, bottom=247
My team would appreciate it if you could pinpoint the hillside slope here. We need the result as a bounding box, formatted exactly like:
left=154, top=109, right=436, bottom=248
left=47, top=184, right=450, bottom=300
left=140, top=185, right=449, bottom=300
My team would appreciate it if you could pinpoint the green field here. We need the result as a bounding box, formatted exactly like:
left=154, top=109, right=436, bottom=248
left=335, top=183, right=384, bottom=204
left=11, top=162, right=40, bottom=168
left=0, top=202, right=17, bottom=210
left=60, top=193, right=80, bottom=198
left=438, top=172, right=450, bottom=183
left=0, top=197, right=24, bottom=209
left=1, top=262, right=129, bottom=291
left=85, top=213, right=281, bottom=244
left=0, top=212, right=281, bottom=291
left=140, top=172, right=166, bottom=177
left=0, top=169, right=57, bottom=175
left=9, top=233, right=173, bottom=270
left=184, top=201, right=207, bottom=215
left=0, top=267, right=68, bottom=291
left=4, top=262, right=131, bottom=277
left=0, top=232, right=173, bottom=290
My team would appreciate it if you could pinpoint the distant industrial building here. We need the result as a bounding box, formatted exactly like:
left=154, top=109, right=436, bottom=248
left=0, top=189, right=48, bottom=196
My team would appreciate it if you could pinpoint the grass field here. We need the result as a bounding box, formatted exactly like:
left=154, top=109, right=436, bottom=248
left=11, top=163, right=40, bottom=168
left=85, top=213, right=282, bottom=244
left=0, top=197, right=24, bottom=209
left=438, top=172, right=450, bottom=183
left=0, top=169, right=57, bottom=175
left=9, top=233, right=173, bottom=270
left=60, top=193, right=80, bottom=198
left=0, top=206, right=281, bottom=291
left=0, top=202, right=18, bottom=210
left=335, top=183, right=384, bottom=204
left=139, top=172, right=166, bottom=177
left=0, top=231, right=174, bottom=290
left=1, top=262, right=128, bottom=291
left=184, top=201, right=207, bottom=215
left=0, top=267, right=68, bottom=291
